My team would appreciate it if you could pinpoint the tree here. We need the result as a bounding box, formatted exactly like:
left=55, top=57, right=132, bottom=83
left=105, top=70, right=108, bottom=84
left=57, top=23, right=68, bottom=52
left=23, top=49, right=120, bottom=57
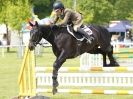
left=63, top=0, right=114, bottom=25
left=0, top=1, right=12, bottom=52
left=114, top=0, right=133, bottom=20
left=0, top=0, right=32, bottom=52
left=61, top=0, right=133, bottom=25
left=32, top=0, right=55, bottom=19
left=7, top=1, right=32, bottom=31
left=62, top=0, right=73, bottom=9
left=0, top=0, right=32, bottom=31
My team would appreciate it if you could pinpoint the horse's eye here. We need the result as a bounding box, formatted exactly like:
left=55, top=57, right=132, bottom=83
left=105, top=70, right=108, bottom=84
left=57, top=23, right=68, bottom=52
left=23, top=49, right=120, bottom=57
left=30, top=30, right=36, bottom=34
left=30, top=30, right=32, bottom=33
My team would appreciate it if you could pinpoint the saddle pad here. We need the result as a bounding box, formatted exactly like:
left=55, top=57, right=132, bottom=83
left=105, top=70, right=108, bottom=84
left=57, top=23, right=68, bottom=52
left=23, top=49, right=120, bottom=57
left=67, top=25, right=85, bottom=41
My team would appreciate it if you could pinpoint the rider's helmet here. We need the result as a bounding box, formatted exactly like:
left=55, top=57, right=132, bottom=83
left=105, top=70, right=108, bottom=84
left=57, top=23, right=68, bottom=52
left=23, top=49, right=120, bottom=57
left=53, top=1, right=64, bottom=11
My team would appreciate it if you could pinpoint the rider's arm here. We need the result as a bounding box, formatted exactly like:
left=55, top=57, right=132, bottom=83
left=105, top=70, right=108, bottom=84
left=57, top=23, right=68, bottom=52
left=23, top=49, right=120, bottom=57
left=53, top=15, right=59, bottom=24
left=57, top=11, right=71, bottom=26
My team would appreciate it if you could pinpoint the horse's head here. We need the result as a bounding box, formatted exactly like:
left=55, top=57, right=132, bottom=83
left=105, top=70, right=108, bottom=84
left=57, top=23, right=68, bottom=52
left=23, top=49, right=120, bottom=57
left=28, top=21, right=42, bottom=50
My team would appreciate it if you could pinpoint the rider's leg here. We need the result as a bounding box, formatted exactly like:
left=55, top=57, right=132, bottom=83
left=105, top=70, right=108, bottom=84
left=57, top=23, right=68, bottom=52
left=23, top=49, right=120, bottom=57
left=76, top=27, right=94, bottom=43
left=73, top=22, right=94, bottom=43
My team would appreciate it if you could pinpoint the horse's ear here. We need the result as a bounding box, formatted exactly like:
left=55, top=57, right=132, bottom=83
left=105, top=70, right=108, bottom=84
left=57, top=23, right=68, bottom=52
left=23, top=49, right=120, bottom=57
left=35, top=21, right=39, bottom=27
left=29, top=21, right=34, bottom=27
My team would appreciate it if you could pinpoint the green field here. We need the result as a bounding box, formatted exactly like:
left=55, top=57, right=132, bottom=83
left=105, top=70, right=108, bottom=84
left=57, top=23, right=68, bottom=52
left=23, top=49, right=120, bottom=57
left=0, top=47, right=133, bottom=99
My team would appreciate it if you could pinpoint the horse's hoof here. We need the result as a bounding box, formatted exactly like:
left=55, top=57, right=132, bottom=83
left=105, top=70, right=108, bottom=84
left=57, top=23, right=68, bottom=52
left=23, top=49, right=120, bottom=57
left=114, top=62, right=120, bottom=66
left=110, top=62, right=120, bottom=67
left=52, top=87, right=58, bottom=95
left=103, top=63, right=119, bottom=67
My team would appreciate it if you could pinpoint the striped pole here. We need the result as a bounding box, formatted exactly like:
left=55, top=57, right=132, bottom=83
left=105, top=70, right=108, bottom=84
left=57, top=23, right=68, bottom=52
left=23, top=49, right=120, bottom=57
left=114, top=51, right=133, bottom=54
left=35, top=67, right=133, bottom=72
left=18, top=46, right=36, bottom=98
left=114, top=55, right=133, bottom=58
left=36, top=89, right=133, bottom=95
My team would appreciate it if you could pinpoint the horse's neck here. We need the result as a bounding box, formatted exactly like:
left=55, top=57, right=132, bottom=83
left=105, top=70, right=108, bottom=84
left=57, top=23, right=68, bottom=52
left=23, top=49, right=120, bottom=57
left=45, top=35, right=54, bottom=45
left=41, top=26, right=67, bottom=45
left=40, top=26, right=55, bottom=45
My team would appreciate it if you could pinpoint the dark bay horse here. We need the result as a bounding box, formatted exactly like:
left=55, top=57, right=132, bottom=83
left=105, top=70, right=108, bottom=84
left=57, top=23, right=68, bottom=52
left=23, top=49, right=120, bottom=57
left=28, top=22, right=119, bottom=94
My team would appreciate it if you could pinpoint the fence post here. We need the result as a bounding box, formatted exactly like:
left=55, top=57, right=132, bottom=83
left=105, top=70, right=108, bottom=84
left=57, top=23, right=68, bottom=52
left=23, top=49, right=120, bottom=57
left=18, top=46, right=36, bottom=98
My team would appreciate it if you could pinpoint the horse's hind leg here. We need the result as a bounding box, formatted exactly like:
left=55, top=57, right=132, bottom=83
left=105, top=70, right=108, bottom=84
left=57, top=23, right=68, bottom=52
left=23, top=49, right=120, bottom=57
left=102, top=53, right=107, bottom=66
left=90, top=48, right=107, bottom=66
left=106, top=45, right=119, bottom=67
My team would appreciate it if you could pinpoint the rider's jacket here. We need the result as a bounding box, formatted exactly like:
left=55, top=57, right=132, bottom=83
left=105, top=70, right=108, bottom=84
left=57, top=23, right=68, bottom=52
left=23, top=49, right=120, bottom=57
left=53, top=8, right=83, bottom=26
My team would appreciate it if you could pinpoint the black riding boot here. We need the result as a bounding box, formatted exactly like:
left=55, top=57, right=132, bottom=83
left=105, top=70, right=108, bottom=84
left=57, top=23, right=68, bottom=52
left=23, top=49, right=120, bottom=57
left=77, top=28, right=94, bottom=43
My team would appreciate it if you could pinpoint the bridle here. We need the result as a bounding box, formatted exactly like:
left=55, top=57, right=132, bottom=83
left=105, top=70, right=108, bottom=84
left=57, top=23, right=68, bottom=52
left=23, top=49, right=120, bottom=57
left=30, top=28, right=42, bottom=47
left=30, top=25, right=53, bottom=47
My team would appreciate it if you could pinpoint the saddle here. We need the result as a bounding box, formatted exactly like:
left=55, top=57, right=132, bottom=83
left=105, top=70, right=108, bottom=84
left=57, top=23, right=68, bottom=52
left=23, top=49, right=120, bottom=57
left=67, top=25, right=93, bottom=41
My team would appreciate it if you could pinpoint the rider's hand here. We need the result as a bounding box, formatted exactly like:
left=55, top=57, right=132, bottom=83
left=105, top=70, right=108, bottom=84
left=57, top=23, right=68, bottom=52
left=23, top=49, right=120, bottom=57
left=51, top=24, right=58, bottom=29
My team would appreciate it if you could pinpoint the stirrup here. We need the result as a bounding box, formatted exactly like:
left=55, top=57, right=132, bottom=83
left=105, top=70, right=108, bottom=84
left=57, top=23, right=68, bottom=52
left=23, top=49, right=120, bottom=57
left=87, top=36, right=94, bottom=43
left=90, top=36, right=94, bottom=41
left=86, top=38, right=92, bottom=44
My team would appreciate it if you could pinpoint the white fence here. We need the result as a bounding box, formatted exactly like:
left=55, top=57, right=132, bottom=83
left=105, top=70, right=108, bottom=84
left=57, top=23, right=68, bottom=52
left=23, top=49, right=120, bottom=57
left=80, top=42, right=133, bottom=68
left=35, top=67, right=133, bottom=94
left=80, top=53, right=133, bottom=68
left=0, top=43, right=51, bottom=57
left=34, top=42, right=133, bottom=95
left=112, top=42, right=133, bottom=52
left=36, top=72, right=133, bottom=87
left=0, top=45, right=25, bottom=57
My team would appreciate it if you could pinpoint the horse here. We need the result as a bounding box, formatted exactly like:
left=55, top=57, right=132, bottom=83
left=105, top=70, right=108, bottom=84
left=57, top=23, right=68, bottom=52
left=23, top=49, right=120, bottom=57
left=28, top=21, right=119, bottom=94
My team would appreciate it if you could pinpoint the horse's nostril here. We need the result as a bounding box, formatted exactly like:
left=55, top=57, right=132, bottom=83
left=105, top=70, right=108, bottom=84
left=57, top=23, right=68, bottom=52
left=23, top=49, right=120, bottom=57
left=29, top=46, right=34, bottom=50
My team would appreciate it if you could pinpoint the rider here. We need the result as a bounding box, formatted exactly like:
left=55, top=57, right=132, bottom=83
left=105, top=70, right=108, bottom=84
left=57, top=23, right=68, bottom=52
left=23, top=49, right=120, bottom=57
left=52, top=1, right=93, bottom=43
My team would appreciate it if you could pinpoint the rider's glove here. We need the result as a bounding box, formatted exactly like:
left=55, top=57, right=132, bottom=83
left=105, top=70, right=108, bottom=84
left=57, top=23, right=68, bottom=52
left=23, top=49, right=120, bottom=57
left=51, top=24, right=58, bottom=29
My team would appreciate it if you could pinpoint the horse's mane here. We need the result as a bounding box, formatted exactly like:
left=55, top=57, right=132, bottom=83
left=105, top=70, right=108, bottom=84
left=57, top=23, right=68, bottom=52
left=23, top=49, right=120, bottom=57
left=39, top=25, right=51, bottom=32
left=39, top=25, right=69, bottom=35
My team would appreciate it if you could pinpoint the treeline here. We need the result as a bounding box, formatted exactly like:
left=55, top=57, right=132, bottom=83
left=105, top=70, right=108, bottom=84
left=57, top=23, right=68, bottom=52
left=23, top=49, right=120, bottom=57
left=62, top=0, right=133, bottom=25
left=0, top=0, right=133, bottom=30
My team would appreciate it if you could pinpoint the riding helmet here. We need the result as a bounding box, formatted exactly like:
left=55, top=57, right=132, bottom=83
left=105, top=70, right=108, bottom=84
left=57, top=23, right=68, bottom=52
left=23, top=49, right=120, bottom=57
left=53, top=1, right=64, bottom=10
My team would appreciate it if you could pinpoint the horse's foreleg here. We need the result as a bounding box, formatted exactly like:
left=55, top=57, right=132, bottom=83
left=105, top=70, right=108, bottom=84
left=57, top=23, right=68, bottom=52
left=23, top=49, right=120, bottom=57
left=52, top=50, right=66, bottom=95
left=52, top=61, right=59, bottom=95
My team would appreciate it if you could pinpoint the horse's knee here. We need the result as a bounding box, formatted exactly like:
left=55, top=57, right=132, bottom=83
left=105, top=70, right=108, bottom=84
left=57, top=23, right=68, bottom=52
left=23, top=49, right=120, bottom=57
left=53, top=62, right=57, bottom=67
left=53, top=62, right=59, bottom=69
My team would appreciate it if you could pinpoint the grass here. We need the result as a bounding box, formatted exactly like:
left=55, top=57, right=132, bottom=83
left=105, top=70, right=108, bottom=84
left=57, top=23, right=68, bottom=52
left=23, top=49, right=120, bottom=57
left=0, top=48, right=21, bottom=99
left=0, top=47, right=133, bottom=99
